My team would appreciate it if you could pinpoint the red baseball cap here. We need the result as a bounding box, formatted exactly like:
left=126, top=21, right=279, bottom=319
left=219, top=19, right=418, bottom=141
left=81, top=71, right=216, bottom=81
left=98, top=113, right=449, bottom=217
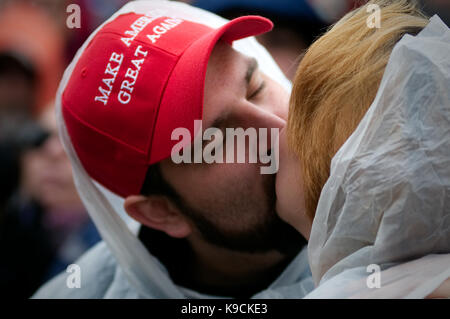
left=62, top=12, right=273, bottom=198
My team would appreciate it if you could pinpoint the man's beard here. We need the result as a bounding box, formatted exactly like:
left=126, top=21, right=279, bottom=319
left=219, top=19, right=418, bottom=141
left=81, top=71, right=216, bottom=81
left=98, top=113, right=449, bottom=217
left=187, top=207, right=307, bottom=256
left=176, top=174, right=307, bottom=257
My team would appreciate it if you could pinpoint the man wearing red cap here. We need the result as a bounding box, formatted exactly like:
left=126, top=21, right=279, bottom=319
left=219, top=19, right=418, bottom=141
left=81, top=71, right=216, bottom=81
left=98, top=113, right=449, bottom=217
left=33, top=0, right=312, bottom=299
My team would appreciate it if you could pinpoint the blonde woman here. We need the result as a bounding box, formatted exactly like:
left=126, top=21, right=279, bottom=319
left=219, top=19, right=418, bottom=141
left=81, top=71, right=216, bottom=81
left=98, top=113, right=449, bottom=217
left=274, top=0, right=450, bottom=298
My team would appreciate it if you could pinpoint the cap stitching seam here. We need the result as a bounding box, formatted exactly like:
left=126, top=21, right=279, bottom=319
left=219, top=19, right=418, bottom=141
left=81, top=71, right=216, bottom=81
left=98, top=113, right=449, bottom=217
left=63, top=98, right=147, bottom=156
left=144, top=30, right=209, bottom=162
left=144, top=54, right=183, bottom=162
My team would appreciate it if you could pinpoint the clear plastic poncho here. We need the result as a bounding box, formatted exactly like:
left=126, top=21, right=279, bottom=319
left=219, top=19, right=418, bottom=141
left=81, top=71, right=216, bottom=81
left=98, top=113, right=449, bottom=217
left=306, top=15, right=450, bottom=298
left=55, top=0, right=292, bottom=298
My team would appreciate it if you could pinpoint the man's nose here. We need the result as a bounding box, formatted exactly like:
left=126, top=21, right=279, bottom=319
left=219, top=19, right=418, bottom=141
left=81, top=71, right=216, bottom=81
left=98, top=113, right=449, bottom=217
left=244, top=102, right=287, bottom=130
left=270, top=100, right=289, bottom=123
left=259, top=80, right=289, bottom=122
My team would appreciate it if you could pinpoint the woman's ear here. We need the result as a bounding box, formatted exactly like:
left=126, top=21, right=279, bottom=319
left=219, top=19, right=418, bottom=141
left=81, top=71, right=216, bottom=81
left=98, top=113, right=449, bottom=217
left=124, top=195, right=191, bottom=238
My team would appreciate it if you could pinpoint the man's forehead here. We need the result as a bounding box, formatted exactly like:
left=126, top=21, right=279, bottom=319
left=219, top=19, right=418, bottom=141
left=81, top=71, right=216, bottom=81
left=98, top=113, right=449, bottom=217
left=205, top=42, right=247, bottom=83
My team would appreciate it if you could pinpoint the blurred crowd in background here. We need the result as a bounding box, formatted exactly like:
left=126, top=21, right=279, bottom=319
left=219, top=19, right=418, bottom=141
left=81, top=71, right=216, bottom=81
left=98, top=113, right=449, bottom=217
left=0, top=0, right=448, bottom=299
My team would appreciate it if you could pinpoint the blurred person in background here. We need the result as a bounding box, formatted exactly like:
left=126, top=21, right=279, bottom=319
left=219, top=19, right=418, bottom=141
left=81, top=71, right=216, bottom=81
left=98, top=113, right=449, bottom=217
left=0, top=1, right=100, bottom=298
left=0, top=0, right=131, bottom=63
left=0, top=115, right=54, bottom=299
left=0, top=53, right=36, bottom=119
left=20, top=105, right=101, bottom=281
left=0, top=105, right=100, bottom=298
left=0, top=0, right=64, bottom=116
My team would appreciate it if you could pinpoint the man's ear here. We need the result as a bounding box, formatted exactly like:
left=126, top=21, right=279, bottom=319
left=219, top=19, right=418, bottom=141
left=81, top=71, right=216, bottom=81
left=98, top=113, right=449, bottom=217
left=124, top=195, right=191, bottom=238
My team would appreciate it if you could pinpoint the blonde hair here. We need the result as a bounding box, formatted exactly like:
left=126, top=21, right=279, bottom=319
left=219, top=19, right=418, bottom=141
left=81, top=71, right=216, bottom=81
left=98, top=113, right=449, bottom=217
left=287, top=0, right=428, bottom=220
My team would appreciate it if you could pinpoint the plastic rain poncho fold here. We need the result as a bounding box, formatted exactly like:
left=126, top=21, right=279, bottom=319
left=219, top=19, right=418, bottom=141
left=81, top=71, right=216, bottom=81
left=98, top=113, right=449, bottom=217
left=306, top=15, right=450, bottom=299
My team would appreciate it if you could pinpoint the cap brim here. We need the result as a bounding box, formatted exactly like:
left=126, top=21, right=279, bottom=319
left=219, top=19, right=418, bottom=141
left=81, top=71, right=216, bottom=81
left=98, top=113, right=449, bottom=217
left=149, top=16, right=273, bottom=164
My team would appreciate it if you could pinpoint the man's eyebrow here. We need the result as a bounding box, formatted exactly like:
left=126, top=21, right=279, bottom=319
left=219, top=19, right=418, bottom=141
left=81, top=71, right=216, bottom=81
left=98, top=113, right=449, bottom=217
left=245, top=58, right=259, bottom=85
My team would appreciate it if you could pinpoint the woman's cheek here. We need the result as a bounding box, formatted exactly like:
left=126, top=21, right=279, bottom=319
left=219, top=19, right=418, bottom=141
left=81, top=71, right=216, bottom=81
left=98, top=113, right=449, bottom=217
left=275, top=130, right=299, bottom=225
left=275, top=129, right=311, bottom=238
